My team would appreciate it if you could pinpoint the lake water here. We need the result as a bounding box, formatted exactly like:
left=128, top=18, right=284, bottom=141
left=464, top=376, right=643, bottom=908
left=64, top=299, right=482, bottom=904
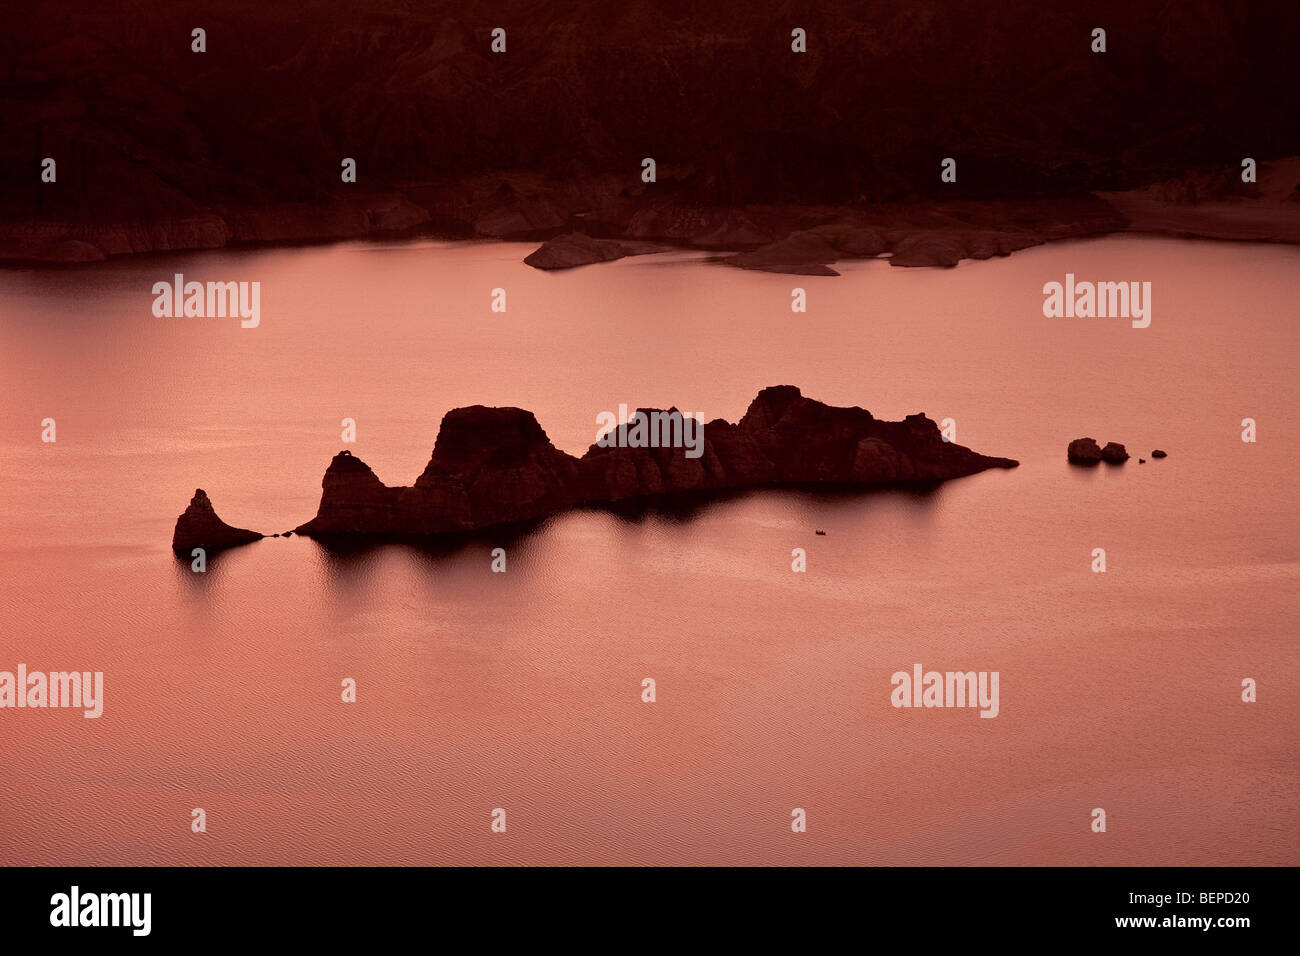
left=0, top=236, right=1296, bottom=865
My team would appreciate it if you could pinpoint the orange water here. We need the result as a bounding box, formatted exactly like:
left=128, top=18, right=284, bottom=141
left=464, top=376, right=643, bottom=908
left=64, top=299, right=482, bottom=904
left=1, top=237, right=1296, bottom=864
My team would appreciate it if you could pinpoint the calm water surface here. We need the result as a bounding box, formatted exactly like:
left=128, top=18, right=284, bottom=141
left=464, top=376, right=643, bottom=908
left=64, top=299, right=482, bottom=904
left=0, top=236, right=1296, bottom=864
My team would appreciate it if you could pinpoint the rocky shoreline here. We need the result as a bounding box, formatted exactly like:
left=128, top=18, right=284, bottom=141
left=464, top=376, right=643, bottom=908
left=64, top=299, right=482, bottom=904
left=172, top=386, right=1019, bottom=552
left=8, top=1, right=1296, bottom=272
left=7, top=158, right=1299, bottom=272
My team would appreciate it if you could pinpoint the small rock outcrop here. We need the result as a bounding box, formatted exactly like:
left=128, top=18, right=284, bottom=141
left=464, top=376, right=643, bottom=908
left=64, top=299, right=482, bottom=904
left=523, top=233, right=668, bottom=270
left=1151, top=449, right=1168, bottom=458
left=888, top=233, right=967, bottom=268
left=725, top=231, right=841, bottom=275
left=171, top=489, right=263, bottom=553
left=1067, top=437, right=1104, bottom=464
left=1101, top=442, right=1130, bottom=463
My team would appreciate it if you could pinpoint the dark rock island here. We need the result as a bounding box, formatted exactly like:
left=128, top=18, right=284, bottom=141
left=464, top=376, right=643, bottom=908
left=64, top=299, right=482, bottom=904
left=1067, top=438, right=1104, bottom=464
left=172, top=387, right=1018, bottom=550
left=1100, top=442, right=1130, bottom=463
left=295, top=387, right=1017, bottom=538
left=172, top=489, right=263, bottom=554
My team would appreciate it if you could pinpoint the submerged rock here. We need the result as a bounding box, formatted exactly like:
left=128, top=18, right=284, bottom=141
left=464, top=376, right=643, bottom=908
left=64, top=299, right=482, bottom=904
left=1152, top=449, right=1168, bottom=458
left=171, top=489, right=263, bottom=553
left=1067, top=437, right=1104, bottom=464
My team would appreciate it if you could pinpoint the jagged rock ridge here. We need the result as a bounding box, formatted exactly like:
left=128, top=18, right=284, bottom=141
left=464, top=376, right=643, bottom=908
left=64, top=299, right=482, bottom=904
left=290, top=386, right=1018, bottom=537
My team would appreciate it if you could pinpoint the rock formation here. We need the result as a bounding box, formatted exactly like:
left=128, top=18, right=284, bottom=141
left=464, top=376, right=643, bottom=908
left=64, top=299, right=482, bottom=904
left=725, top=230, right=843, bottom=275
left=1068, top=438, right=1131, bottom=464
left=1151, top=449, right=1168, bottom=458
left=523, top=233, right=670, bottom=269
left=888, top=233, right=969, bottom=268
left=1100, top=442, right=1130, bottom=463
left=171, top=489, right=263, bottom=554
left=1067, top=438, right=1103, bottom=464
left=290, top=387, right=1018, bottom=538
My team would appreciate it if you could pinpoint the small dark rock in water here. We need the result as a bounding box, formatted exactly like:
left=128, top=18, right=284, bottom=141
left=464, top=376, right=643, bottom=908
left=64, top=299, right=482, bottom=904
left=1139, top=458, right=1146, bottom=464
left=524, top=232, right=625, bottom=269
left=271, top=533, right=280, bottom=537
left=1152, top=449, right=1168, bottom=458
left=171, top=489, right=263, bottom=553
left=1100, top=442, right=1130, bottom=463
left=1067, top=437, right=1103, bottom=464
left=815, top=530, right=826, bottom=535
left=283, top=531, right=294, bottom=537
